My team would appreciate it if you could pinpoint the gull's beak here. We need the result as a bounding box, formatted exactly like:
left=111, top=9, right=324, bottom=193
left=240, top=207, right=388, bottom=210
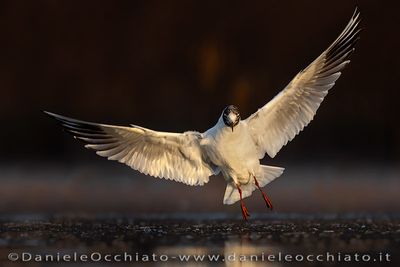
left=231, top=126, right=234, bottom=132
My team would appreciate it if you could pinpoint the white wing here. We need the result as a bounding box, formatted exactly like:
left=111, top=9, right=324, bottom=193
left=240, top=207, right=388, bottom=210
left=245, top=8, right=361, bottom=158
left=45, top=112, right=217, bottom=186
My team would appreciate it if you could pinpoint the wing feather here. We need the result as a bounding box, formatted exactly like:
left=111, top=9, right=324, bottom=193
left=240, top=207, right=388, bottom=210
left=245, top=8, right=361, bottom=158
left=45, top=112, right=217, bottom=186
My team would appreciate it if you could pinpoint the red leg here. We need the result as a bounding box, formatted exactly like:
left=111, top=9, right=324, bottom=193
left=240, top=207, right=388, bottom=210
left=236, top=184, right=250, bottom=221
left=253, top=176, right=273, bottom=210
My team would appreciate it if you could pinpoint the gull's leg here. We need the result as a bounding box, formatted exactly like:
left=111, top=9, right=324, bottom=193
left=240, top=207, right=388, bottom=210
left=253, top=176, right=273, bottom=210
left=236, top=183, right=250, bottom=221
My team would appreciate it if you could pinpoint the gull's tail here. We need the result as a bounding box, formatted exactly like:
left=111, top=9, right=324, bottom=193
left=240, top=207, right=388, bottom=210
left=223, top=165, right=284, bottom=205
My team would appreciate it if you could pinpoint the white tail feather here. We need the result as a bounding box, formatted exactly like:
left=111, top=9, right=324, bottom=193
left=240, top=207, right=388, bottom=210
left=223, top=165, right=284, bottom=205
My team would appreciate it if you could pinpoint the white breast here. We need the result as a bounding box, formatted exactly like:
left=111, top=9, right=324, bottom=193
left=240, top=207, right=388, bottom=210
left=202, top=119, right=260, bottom=183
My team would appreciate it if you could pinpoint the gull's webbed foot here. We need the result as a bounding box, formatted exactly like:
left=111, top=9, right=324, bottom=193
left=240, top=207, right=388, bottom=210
left=236, top=183, right=251, bottom=221
left=253, top=176, right=273, bottom=210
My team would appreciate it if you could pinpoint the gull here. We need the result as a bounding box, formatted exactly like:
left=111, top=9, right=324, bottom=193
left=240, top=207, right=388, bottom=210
left=45, top=8, right=361, bottom=220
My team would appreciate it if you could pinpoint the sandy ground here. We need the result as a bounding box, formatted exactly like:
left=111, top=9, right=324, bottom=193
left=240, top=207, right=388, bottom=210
left=0, top=213, right=399, bottom=267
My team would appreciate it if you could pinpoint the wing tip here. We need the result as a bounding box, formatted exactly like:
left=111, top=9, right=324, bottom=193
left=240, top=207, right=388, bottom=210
left=353, top=6, right=361, bottom=18
left=43, top=110, right=58, bottom=119
left=43, top=110, right=73, bottom=124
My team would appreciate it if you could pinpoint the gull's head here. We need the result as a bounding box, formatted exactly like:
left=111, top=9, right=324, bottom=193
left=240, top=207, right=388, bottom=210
left=222, top=105, right=240, bottom=132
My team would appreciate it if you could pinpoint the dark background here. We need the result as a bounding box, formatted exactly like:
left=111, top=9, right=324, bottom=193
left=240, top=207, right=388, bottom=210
left=0, top=0, right=399, bottom=214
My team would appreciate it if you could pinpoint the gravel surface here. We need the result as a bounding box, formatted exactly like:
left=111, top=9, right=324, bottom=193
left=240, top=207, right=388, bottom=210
left=0, top=213, right=399, bottom=266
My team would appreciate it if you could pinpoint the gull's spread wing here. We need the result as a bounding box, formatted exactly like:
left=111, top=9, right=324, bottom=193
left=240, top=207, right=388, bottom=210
left=245, top=8, right=361, bottom=158
left=45, top=112, right=217, bottom=186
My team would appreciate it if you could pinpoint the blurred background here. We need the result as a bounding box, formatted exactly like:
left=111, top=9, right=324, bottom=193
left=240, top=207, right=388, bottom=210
left=0, top=0, right=399, bottom=215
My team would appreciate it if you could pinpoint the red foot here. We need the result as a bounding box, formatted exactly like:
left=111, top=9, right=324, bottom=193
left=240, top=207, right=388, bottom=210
left=236, top=184, right=250, bottom=221
left=260, top=190, right=273, bottom=210
left=241, top=202, right=250, bottom=221
left=254, top=176, right=273, bottom=210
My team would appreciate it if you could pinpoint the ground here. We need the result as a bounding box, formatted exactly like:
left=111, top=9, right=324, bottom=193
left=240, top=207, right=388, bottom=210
left=0, top=213, right=399, bottom=266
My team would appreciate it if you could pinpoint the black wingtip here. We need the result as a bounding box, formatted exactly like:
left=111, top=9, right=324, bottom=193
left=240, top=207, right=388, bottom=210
left=43, top=110, right=60, bottom=120
left=44, top=111, right=110, bottom=142
left=352, top=6, right=362, bottom=25
left=353, top=6, right=359, bottom=16
left=43, top=111, right=74, bottom=126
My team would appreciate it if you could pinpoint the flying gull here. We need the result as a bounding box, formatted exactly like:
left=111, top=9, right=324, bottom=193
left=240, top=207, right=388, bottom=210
left=45, top=8, right=361, bottom=220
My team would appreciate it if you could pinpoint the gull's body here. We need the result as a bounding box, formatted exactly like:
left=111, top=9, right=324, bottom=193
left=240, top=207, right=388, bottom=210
left=203, top=117, right=260, bottom=186
left=202, top=116, right=282, bottom=206
left=46, top=9, right=361, bottom=220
